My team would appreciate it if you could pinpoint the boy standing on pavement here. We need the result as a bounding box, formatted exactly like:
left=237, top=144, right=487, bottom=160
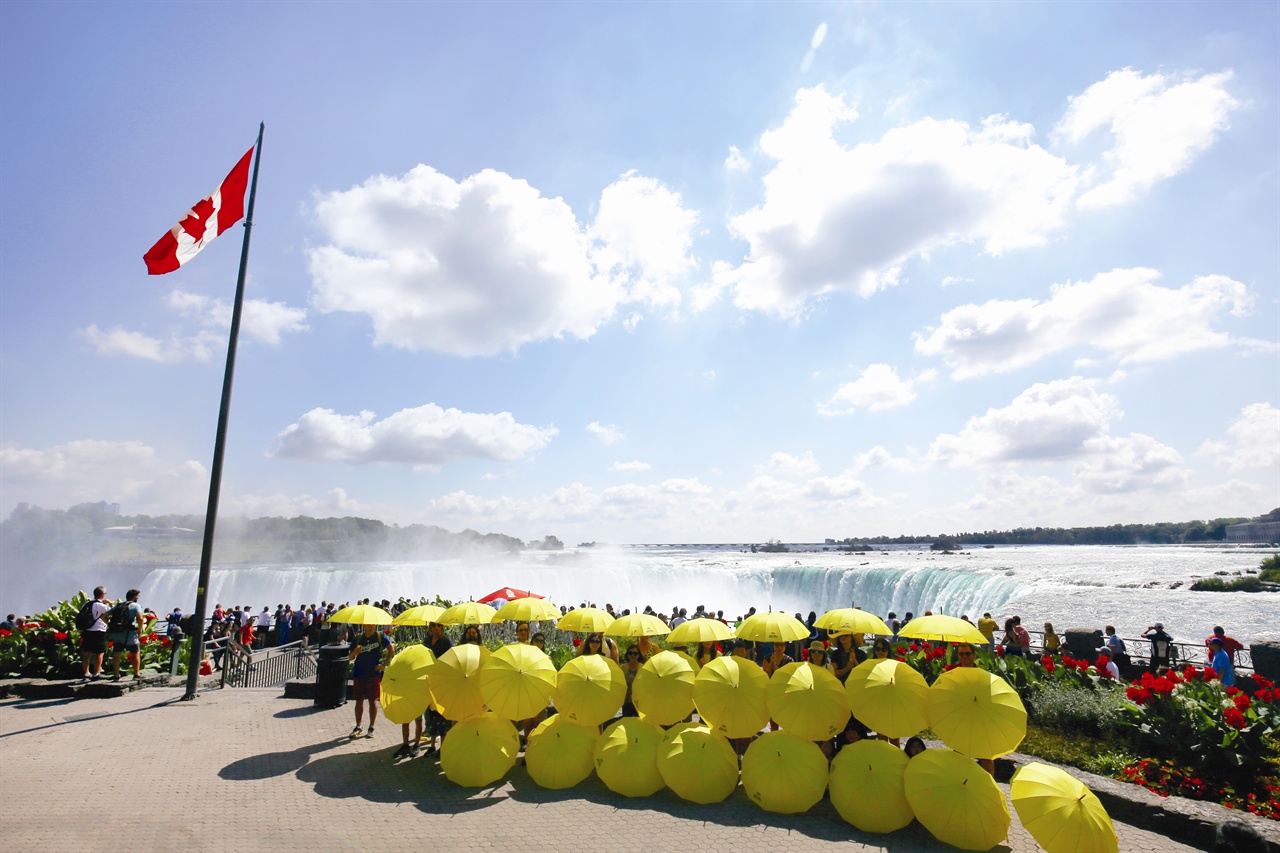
left=80, top=586, right=112, bottom=680
left=108, top=589, right=147, bottom=681
left=348, top=623, right=393, bottom=738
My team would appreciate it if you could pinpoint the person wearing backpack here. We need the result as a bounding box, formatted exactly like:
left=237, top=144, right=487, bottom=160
left=107, top=589, right=147, bottom=681
left=79, top=586, right=113, bottom=680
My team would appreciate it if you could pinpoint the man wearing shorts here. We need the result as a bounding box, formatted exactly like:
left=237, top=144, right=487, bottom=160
left=108, top=589, right=146, bottom=681
left=80, top=586, right=112, bottom=680
left=348, top=623, right=392, bottom=738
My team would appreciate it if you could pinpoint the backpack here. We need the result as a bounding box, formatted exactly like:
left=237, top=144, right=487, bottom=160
left=75, top=600, right=97, bottom=631
left=107, top=602, right=132, bottom=634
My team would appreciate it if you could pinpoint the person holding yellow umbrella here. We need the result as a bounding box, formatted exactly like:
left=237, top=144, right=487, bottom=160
left=347, top=622, right=393, bottom=738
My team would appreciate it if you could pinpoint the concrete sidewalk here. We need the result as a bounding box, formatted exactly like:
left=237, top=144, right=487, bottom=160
left=1, top=687, right=1202, bottom=853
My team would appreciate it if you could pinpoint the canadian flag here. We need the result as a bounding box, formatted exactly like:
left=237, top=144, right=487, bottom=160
left=143, top=147, right=254, bottom=275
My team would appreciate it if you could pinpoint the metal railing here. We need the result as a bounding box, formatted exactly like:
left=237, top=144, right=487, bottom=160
left=220, top=640, right=316, bottom=688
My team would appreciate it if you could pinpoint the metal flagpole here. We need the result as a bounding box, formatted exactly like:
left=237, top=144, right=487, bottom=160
left=183, top=122, right=265, bottom=701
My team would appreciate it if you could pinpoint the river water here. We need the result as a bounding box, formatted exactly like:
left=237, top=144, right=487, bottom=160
left=139, top=543, right=1277, bottom=646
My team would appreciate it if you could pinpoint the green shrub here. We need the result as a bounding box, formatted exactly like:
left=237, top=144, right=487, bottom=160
left=1025, top=678, right=1129, bottom=737
left=1189, top=576, right=1264, bottom=592
left=1260, top=553, right=1280, bottom=583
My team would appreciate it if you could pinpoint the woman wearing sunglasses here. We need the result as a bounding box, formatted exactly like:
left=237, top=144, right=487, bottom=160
left=620, top=643, right=644, bottom=717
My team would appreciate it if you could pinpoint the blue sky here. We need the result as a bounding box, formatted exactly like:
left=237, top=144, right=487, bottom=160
left=2, top=2, right=1277, bottom=544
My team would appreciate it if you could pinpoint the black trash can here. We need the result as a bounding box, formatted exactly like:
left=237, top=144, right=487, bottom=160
left=315, top=643, right=351, bottom=708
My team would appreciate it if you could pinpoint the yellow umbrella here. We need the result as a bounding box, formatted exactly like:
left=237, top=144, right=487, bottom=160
left=735, top=611, right=809, bottom=643
left=594, top=716, right=665, bottom=797
left=766, top=661, right=850, bottom=741
left=555, top=654, right=625, bottom=726
left=904, top=748, right=1010, bottom=851
left=390, top=604, right=446, bottom=626
left=491, top=597, right=561, bottom=623
left=439, top=714, right=519, bottom=788
left=693, top=656, right=769, bottom=739
left=437, top=600, right=498, bottom=626
left=815, top=607, right=892, bottom=636
left=379, top=644, right=436, bottom=725
left=327, top=604, right=394, bottom=625
left=632, top=649, right=697, bottom=726
left=603, top=612, right=671, bottom=638
left=524, top=715, right=600, bottom=790
left=1011, top=762, right=1119, bottom=853
left=478, top=643, right=556, bottom=721
left=428, top=643, right=491, bottom=722
left=655, top=722, right=739, bottom=804
left=829, top=739, right=915, bottom=833
left=929, top=666, right=1027, bottom=759
left=667, top=617, right=736, bottom=645
left=844, top=658, right=929, bottom=739
left=556, top=607, right=615, bottom=633
left=898, top=614, right=987, bottom=645
left=741, top=731, right=829, bottom=814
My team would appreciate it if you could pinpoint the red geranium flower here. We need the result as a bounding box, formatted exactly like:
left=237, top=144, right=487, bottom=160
left=908, top=643, right=921, bottom=652
left=1233, top=692, right=1251, bottom=711
left=1252, top=673, right=1274, bottom=689
left=0, top=629, right=10, bottom=638
left=1256, top=688, right=1274, bottom=703
left=54, top=631, right=68, bottom=641
left=1094, top=657, right=1114, bottom=678
left=1224, top=707, right=1246, bottom=729
left=943, top=663, right=958, bottom=672
left=1126, top=686, right=1152, bottom=705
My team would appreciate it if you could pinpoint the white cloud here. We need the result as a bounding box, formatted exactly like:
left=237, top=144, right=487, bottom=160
left=1198, top=403, right=1280, bottom=473
left=0, top=439, right=206, bottom=512
left=710, top=84, right=1082, bottom=317
left=800, top=22, right=828, bottom=73
left=272, top=405, right=556, bottom=468
left=80, top=290, right=307, bottom=363
left=929, top=377, right=1119, bottom=466
left=1055, top=68, right=1242, bottom=208
left=819, top=363, right=925, bottom=415
left=308, top=166, right=696, bottom=357
left=587, top=422, right=625, bottom=445
left=758, top=451, right=821, bottom=477
left=611, top=460, right=651, bottom=473
left=589, top=171, right=698, bottom=308
left=851, top=445, right=917, bottom=473
left=724, top=146, right=750, bottom=172
left=1074, top=433, right=1188, bottom=494
left=622, top=312, right=643, bottom=332
left=915, top=268, right=1259, bottom=379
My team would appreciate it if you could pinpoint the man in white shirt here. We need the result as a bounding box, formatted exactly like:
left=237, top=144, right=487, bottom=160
left=80, top=586, right=113, bottom=680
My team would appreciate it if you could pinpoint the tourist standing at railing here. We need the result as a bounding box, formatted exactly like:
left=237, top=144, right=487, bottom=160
left=1001, top=618, right=1023, bottom=658
left=107, top=589, right=146, bottom=681
left=1209, top=637, right=1236, bottom=687
left=1104, top=626, right=1129, bottom=668
left=256, top=608, right=271, bottom=649
left=1143, top=623, right=1175, bottom=673
left=977, top=613, right=998, bottom=651
left=1205, top=626, right=1244, bottom=663
left=1042, top=622, right=1060, bottom=656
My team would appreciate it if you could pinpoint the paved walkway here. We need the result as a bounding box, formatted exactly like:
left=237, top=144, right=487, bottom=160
left=2, top=687, right=1197, bottom=853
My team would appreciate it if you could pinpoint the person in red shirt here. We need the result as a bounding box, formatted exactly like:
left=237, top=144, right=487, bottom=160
left=1204, top=626, right=1243, bottom=658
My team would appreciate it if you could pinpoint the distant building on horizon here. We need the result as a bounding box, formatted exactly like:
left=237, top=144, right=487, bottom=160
left=1225, top=521, right=1280, bottom=544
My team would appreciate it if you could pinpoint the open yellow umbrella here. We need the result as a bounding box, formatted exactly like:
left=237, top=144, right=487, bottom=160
left=633, top=650, right=697, bottom=726
left=904, top=748, right=1010, bottom=851
left=524, top=715, right=600, bottom=790
left=735, top=611, right=809, bottom=643
left=379, top=644, right=436, bottom=725
left=478, top=643, right=556, bottom=721
left=693, top=655, right=769, bottom=739
left=440, top=714, right=519, bottom=788
left=428, top=643, right=491, bottom=722
left=844, top=658, right=929, bottom=739
left=556, top=607, right=615, bottom=633
left=898, top=614, right=987, bottom=645
left=667, top=617, right=735, bottom=645
left=1011, top=762, right=1119, bottom=853
left=815, top=607, right=892, bottom=636
left=390, top=604, right=446, bottom=626
left=437, top=600, right=498, bottom=626
left=829, top=739, right=915, bottom=833
left=555, top=654, right=625, bottom=726
left=603, top=612, right=670, bottom=638
left=594, top=716, right=665, bottom=797
left=766, top=660, right=850, bottom=741
left=741, top=731, right=829, bottom=814
left=327, top=604, right=394, bottom=625
left=491, top=597, right=561, bottom=623
left=655, top=722, right=739, bottom=804
left=929, top=666, right=1027, bottom=759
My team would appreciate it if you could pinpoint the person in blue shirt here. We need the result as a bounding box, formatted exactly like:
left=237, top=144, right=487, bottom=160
left=347, top=623, right=393, bottom=738
left=1209, top=637, right=1235, bottom=687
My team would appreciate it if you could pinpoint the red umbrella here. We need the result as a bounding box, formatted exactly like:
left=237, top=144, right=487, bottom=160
left=477, top=587, right=543, bottom=604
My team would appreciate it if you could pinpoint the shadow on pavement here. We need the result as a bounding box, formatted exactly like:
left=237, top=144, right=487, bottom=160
left=292, top=748, right=500, bottom=816
left=220, top=737, right=349, bottom=781
left=273, top=705, right=328, bottom=719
